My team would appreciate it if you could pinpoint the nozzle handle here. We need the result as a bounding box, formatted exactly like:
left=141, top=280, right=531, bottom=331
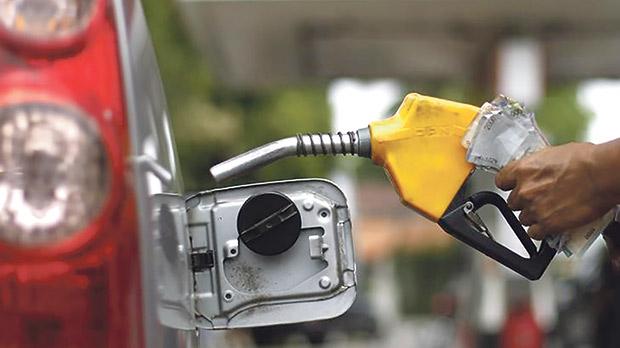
left=439, top=191, right=556, bottom=280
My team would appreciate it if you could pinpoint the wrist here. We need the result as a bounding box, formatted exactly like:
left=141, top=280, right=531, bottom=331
left=590, top=139, right=620, bottom=207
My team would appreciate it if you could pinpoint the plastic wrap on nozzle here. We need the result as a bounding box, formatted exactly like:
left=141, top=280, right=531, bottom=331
left=209, top=128, right=371, bottom=182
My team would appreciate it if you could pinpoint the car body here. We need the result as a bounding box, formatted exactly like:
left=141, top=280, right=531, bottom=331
left=0, top=1, right=356, bottom=347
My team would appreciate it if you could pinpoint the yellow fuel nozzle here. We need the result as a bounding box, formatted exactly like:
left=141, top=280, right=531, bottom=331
left=209, top=92, right=558, bottom=280
left=210, top=92, right=480, bottom=221
left=369, top=93, right=480, bottom=222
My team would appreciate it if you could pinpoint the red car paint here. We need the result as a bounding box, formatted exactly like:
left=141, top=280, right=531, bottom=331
left=0, top=1, right=144, bottom=346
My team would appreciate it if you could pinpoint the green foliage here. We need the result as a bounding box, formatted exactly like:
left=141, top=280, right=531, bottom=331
left=240, top=87, right=333, bottom=181
left=535, top=84, right=592, bottom=144
left=394, top=246, right=464, bottom=315
left=142, top=0, right=213, bottom=108
left=142, top=0, right=332, bottom=191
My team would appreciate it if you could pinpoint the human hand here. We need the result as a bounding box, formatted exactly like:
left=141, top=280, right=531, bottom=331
left=495, top=142, right=616, bottom=240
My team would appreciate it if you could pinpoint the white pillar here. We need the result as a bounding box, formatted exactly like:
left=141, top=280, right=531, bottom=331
left=496, top=38, right=545, bottom=107
left=327, top=78, right=401, bottom=331
left=496, top=37, right=557, bottom=332
left=327, top=78, right=401, bottom=220
left=472, top=37, right=552, bottom=335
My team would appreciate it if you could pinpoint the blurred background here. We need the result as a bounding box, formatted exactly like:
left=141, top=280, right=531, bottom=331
left=143, top=1, right=620, bottom=347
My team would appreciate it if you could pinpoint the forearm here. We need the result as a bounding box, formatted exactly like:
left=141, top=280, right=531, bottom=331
left=591, top=138, right=620, bottom=208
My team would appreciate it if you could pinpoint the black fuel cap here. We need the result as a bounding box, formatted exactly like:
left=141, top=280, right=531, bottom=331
left=237, top=192, right=302, bottom=256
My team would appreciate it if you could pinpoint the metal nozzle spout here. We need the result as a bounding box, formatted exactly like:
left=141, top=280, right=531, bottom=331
left=210, top=137, right=298, bottom=182
left=210, top=127, right=371, bottom=182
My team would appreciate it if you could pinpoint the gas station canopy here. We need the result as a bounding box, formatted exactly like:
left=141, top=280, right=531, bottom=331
left=178, top=0, right=620, bottom=88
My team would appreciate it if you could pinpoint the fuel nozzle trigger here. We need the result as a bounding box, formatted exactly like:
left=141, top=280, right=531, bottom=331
left=439, top=191, right=556, bottom=280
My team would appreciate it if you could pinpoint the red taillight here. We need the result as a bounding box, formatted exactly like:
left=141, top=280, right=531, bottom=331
left=0, top=1, right=144, bottom=347
left=0, top=98, right=111, bottom=249
left=0, top=0, right=104, bottom=54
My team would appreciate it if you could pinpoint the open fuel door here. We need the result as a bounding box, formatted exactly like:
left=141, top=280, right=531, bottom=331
left=153, top=179, right=357, bottom=329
